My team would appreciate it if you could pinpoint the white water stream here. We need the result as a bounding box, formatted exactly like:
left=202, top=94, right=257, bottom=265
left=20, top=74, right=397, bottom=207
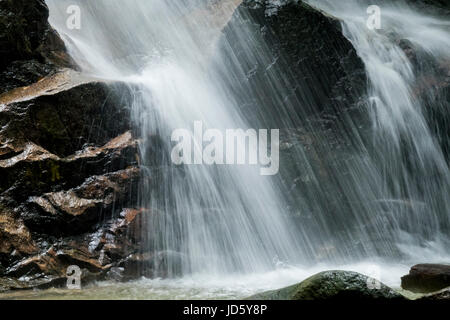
left=40, top=0, right=450, bottom=298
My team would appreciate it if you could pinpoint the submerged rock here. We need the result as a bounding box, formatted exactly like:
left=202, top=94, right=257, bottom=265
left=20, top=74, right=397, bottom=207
left=401, top=264, right=450, bottom=293
left=247, top=270, right=405, bottom=300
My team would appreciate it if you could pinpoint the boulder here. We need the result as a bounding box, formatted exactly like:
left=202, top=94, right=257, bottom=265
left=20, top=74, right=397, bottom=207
left=247, top=270, right=405, bottom=300
left=0, top=70, right=132, bottom=159
left=220, top=0, right=368, bottom=127
left=220, top=1, right=382, bottom=259
left=401, top=264, right=450, bottom=293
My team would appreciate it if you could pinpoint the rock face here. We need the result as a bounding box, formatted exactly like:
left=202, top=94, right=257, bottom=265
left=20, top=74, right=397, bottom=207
left=401, top=264, right=450, bottom=293
left=0, top=0, right=75, bottom=95
left=248, top=270, right=405, bottom=300
left=0, top=70, right=144, bottom=289
left=0, top=1, right=147, bottom=291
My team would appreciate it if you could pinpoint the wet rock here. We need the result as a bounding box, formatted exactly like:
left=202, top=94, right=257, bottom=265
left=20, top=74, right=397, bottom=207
left=0, top=68, right=141, bottom=284
left=390, top=26, right=450, bottom=161
left=220, top=0, right=378, bottom=260
left=401, top=264, right=450, bottom=293
left=0, top=70, right=133, bottom=159
left=247, top=270, right=406, bottom=300
left=0, top=208, right=38, bottom=272
left=0, top=71, right=138, bottom=201
left=221, top=0, right=367, bottom=127
left=0, top=0, right=75, bottom=94
left=406, top=0, right=450, bottom=12
left=0, top=0, right=145, bottom=288
left=5, top=206, right=149, bottom=283
left=22, top=167, right=140, bottom=236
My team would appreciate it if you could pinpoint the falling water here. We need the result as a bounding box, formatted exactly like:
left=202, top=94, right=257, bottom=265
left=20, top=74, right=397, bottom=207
left=44, top=0, right=450, bottom=294
left=45, top=0, right=305, bottom=276
left=304, top=0, right=450, bottom=259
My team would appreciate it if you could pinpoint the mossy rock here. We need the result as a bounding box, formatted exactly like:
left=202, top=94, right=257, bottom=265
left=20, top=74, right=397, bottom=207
left=247, top=270, right=406, bottom=300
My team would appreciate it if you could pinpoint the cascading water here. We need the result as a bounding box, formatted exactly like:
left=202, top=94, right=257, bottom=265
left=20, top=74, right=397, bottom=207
left=304, top=0, right=450, bottom=258
left=45, top=0, right=305, bottom=277
left=44, top=0, right=450, bottom=297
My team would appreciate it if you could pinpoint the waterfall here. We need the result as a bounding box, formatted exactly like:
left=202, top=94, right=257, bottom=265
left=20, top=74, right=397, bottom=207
left=304, top=0, right=450, bottom=258
left=45, top=0, right=305, bottom=276
left=45, top=0, right=450, bottom=282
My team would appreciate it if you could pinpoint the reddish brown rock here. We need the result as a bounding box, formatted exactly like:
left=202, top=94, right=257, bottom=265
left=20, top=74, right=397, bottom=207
left=22, top=167, right=140, bottom=235
left=0, top=71, right=140, bottom=284
left=0, top=1, right=147, bottom=289
left=0, top=210, right=38, bottom=264
left=5, top=206, right=150, bottom=283
left=401, top=264, right=450, bottom=293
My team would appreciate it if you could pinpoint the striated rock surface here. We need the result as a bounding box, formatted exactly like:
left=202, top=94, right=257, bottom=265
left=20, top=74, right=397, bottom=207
left=0, top=0, right=146, bottom=289
left=0, top=69, right=143, bottom=289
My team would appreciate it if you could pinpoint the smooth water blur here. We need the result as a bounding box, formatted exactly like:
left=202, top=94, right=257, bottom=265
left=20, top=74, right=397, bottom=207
left=46, top=0, right=304, bottom=276
left=305, top=0, right=450, bottom=254
left=43, top=0, right=450, bottom=298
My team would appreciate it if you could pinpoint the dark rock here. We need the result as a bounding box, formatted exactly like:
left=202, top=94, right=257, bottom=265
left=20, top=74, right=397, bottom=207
left=0, top=70, right=138, bottom=200
left=247, top=270, right=406, bottom=300
left=220, top=0, right=367, bottom=127
left=0, top=70, right=133, bottom=159
left=22, top=167, right=140, bottom=236
left=0, top=0, right=147, bottom=289
left=219, top=0, right=380, bottom=261
left=0, top=0, right=75, bottom=94
left=405, top=0, right=450, bottom=12
left=0, top=69, right=143, bottom=284
left=4, top=206, right=151, bottom=284
left=401, top=264, right=450, bottom=293
left=119, top=250, right=185, bottom=280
